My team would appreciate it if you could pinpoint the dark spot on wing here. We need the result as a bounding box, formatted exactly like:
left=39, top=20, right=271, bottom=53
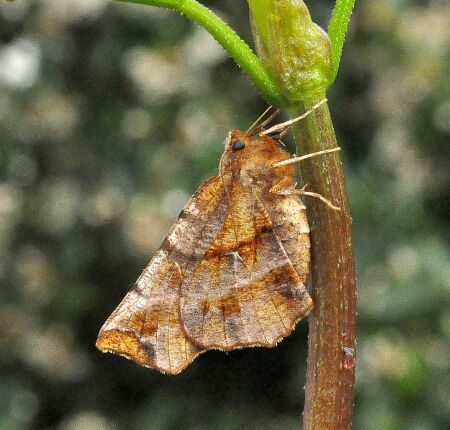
left=201, top=300, right=211, bottom=316
left=141, top=340, right=156, bottom=359
left=142, top=320, right=158, bottom=337
left=177, top=209, right=189, bottom=220
left=220, top=296, right=241, bottom=317
left=277, top=283, right=295, bottom=299
left=160, top=239, right=199, bottom=262
left=226, top=318, right=242, bottom=342
left=133, top=283, right=145, bottom=296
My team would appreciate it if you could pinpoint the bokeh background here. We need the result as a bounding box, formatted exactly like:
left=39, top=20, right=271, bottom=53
left=0, top=0, right=449, bottom=429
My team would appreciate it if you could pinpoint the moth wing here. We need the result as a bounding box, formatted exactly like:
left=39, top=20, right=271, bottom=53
left=266, top=192, right=311, bottom=284
left=96, top=174, right=230, bottom=374
left=96, top=252, right=200, bottom=374
left=180, top=182, right=313, bottom=350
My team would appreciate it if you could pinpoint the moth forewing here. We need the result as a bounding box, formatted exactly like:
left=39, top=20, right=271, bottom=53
left=97, top=130, right=314, bottom=373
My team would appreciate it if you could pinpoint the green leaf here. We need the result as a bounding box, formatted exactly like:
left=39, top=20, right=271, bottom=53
left=328, top=0, right=356, bottom=83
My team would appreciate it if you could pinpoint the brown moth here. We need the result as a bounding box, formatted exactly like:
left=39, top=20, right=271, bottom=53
left=96, top=101, right=338, bottom=374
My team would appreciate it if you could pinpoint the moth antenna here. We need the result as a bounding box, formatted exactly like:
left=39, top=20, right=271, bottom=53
left=277, top=127, right=290, bottom=139
left=246, top=105, right=273, bottom=134
left=269, top=134, right=287, bottom=146
left=257, top=108, right=281, bottom=130
left=260, top=98, right=328, bottom=136
left=272, top=147, right=340, bottom=168
left=248, top=108, right=282, bottom=136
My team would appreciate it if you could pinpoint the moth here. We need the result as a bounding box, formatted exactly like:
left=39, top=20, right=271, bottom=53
left=96, top=100, right=339, bottom=374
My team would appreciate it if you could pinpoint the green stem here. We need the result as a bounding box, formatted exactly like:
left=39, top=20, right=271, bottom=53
left=116, top=1, right=357, bottom=427
left=328, top=0, right=356, bottom=83
left=117, top=0, right=286, bottom=106
left=291, top=98, right=356, bottom=430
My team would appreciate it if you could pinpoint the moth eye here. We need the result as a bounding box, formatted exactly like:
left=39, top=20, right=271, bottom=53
left=231, top=139, right=245, bottom=150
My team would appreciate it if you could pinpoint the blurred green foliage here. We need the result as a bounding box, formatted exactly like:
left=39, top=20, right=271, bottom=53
left=0, top=1, right=448, bottom=429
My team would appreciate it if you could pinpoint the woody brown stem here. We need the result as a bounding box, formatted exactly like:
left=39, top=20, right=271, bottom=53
left=290, top=99, right=356, bottom=430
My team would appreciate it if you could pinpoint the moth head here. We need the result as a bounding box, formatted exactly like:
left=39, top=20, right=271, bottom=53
left=220, top=130, right=294, bottom=188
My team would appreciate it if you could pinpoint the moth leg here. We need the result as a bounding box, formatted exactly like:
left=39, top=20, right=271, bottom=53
left=273, top=184, right=341, bottom=211
left=269, top=176, right=295, bottom=194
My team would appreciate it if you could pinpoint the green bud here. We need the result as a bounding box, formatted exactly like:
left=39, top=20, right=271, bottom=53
left=248, top=0, right=333, bottom=104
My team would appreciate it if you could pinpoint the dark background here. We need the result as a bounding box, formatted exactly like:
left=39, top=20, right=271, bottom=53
left=0, top=1, right=449, bottom=429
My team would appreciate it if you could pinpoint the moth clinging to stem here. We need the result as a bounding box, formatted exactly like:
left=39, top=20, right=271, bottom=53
left=96, top=99, right=340, bottom=374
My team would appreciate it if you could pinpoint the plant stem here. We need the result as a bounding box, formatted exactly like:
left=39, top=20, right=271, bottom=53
left=117, top=0, right=286, bottom=106
left=290, top=98, right=356, bottom=430
left=116, top=1, right=357, bottom=427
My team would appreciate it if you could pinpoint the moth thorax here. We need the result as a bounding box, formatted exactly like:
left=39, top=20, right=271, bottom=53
left=240, top=166, right=271, bottom=189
